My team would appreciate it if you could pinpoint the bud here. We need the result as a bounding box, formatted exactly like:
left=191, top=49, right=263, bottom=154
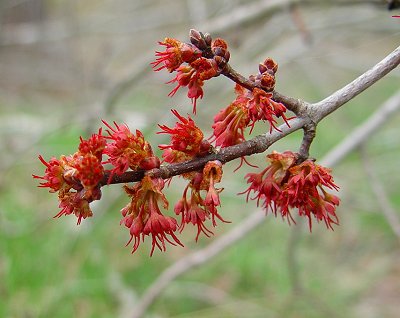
left=189, top=29, right=202, bottom=46
left=140, top=156, right=160, bottom=170
left=260, top=57, right=278, bottom=74
left=213, top=55, right=227, bottom=69
left=211, top=38, right=228, bottom=50
left=260, top=73, right=276, bottom=91
left=203, top=32, right=212, bottom=46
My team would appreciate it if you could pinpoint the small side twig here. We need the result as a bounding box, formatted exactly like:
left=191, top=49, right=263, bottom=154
left=220, top=62, right=308, bottom=115
left=298, top=122, right=316, bottom=162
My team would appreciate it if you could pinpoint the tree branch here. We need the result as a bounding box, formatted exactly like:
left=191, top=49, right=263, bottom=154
left=360, top=145, right=400, bottom=241
left=129, top=89, right=400, bottom=318
left=102, top=45, right=400, bottom=186
left=321, top=90, right=400, bottom=167
left=311, top=45, right=400, bottom=122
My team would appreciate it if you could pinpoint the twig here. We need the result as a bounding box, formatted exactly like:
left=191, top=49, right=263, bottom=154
left=311, top=45, right=400, bottom=122
left=298, top=122, right=316, bottom=161
left=103, top=0, right=296, bottom=114
left=220, top=62, right=308, bottom=115
left=321, top=90, right=400, bottom=167
left=359, top=145, right=400, bottom=241
left=129, top=90, right=400, bottom=318
left=101, top=45, right=400, bottom=186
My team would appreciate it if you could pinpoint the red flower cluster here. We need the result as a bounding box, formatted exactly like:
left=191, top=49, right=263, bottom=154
left=174, top=161, right=227, bottom=241
left=121, top=175, right=183, bottom=256
left=212, top=58, right=290, bottom=148
left=34, top=30, right=343, bottom=257
left=242, top=151, right=340, bottom=230
left=151, top=37, right=201, bottom=72
left=152, top=34, right=230, bottom=113
left=158, top=109, right=210, bottom=164
left=103, top=121, right=159, bottom=181
left=34, top=122, right=160, bottom=226
left=33, top=129, right=106, bottom=224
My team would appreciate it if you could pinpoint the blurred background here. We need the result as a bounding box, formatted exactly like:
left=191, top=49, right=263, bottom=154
left=1, top=0, right=399, bottom=317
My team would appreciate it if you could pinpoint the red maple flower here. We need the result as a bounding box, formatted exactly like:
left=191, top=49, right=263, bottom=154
left=281, top=161, right=340, bottom=230
left=102, top=120, right=154, bottom=176
left=78, top=128, right=106, bottom=160
left=174, top=185, right=214, bottom=241
left=55, top=190, right=94, bottom=225
left=174, top=161, right=227, bottom=240
left=242, top=151, right=297, bottom=218
left=33, top=155, right=66, bottom=193
left=74, top=153, right=104, bottom=190
left=242, top=151, right=340, bottom=230
left=34, top=129, right=108, bottom=224
left=247, top=88, right=290, bottom=133
left=121, top=175, right=183, bottom=255
left=151, top=38, right=201, bottom=72
left=158, top=109, right=209, bottom=163
left=212, top=102, right=249, bottom=147
left=201, top=160, right=226, bottom=226
left=167, top=58, right=218, bottom=113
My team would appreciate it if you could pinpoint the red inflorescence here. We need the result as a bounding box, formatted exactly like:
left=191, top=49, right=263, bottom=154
left=34, top=31, right=342, bottom=257
left=102, top=120, right=154, bottom=177
left=211, top=84, right=290, bottom=149
left=78, top=128, right=106, bottom=160
left=247, top=88, right=290, bottom=133
left=120, top=175, right=183, bottom=256
left=33, top=155, right=66, bottom=193
left=242, top=151, right=340, bottom=230
left=167, top=58, right=218, bottom=113
left=34, top=130, right=106, bottom=224
left=211, top=85, right=250, bottom=148
left=151, top=38, right=201, bottom=72
left=174, top=161, right=228, bottom=241
left=158, top=109, right=210, bottom=163
left=152, top=36, right=222, bottom=114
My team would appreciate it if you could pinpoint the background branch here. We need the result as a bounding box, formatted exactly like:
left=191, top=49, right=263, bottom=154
left=360, top=145, right=400, bottom=241
left=130, top=210, right=267, bottom=318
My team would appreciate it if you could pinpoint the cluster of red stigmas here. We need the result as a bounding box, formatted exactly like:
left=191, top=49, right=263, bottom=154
left=34, top=30, right=340, bottom=256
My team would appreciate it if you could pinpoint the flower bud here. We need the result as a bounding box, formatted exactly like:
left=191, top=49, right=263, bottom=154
left=260, top=57, right=278, bottom=74
left=211, top=38, right=228, bottom=50
left=203, top=32, right=212, bottom=46
left=213, top=55, right=227, bottom=69
left=189, top=29, right=201, bottom=43
left=140, top=156, right=160, bottom=170
left=260, top=73, right=276, bottom=90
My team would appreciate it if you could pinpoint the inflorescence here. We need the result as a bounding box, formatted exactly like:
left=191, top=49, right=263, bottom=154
left=33, top=29, right=340, bottom=256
